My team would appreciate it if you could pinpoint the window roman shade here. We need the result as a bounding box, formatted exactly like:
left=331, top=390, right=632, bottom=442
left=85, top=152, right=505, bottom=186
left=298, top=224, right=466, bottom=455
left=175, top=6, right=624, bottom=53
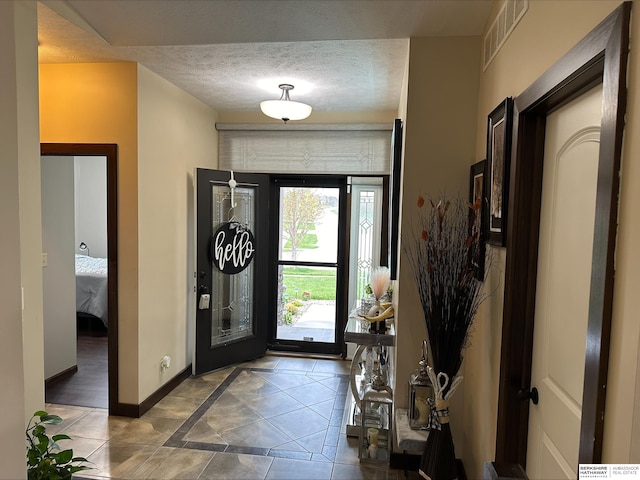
left=217, top=124, right=392, bottom=175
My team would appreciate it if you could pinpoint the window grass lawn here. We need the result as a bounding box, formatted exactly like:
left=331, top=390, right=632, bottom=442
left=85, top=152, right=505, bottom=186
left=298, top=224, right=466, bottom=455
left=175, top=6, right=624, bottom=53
left=283, top=233, right=318, bottom=250
left=282, top=266, right=336, bottom=301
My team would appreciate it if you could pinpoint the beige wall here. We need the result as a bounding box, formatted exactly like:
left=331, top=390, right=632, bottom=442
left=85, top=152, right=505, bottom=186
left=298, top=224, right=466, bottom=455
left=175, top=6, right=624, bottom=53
left=39, top=62, right=220, bottom=403
left=40, top=62, right=140, bottom=403
left=41, top=156, right=77, bottom=379
left=0, top=1, right=39, bottom=477
left=136, top=65, right=218, bottom=399
left=463, top=0, right=640, bottom=477
left=15, top=0, right=43, bottom=423
left=394, top=35, right=482, bottom=457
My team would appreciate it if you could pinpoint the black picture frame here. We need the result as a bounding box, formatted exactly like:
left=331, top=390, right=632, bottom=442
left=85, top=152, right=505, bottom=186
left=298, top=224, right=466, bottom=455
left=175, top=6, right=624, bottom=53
left=469, top=159, right=487, bottom=280
left=389, top=119, right=403, bottom=280
left=486, top=97, right=513, bottom=246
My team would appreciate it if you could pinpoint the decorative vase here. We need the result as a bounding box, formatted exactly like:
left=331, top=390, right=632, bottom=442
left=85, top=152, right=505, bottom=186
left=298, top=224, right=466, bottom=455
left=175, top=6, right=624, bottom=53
left=419, top=367, right=463, bottom=480
left=367, top=299, right=383, bottom=317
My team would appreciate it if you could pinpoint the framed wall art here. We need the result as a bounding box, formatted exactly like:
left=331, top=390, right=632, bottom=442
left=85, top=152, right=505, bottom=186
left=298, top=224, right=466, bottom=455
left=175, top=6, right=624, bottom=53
left=389, top=118, right=403, bottom=280
left=486, top=97, right=513, bottom=246
left=469, top=159, right=487, bottom=280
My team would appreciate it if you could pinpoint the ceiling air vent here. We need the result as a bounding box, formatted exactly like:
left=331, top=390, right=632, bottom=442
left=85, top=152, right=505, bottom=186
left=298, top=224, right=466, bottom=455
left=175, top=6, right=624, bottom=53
left=483, top=0, right=529, bottom=70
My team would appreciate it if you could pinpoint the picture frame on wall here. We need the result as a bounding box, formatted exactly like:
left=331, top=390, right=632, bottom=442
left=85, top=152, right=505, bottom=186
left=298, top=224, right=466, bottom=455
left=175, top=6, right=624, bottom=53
left=389, top=118, right=403, bottom=280
left=469, top=160, right=487, bottom=280
left=486, top=97, right=513, bottom=246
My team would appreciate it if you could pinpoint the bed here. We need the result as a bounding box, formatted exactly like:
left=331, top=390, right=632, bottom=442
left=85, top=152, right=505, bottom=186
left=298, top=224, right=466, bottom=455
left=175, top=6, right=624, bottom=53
left=75, top=254, right=108, bottom=328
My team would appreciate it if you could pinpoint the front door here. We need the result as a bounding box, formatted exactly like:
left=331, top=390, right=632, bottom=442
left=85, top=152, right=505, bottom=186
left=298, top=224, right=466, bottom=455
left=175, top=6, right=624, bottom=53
left=268, top=176, right=347, bottom=355
left=526, top=85, right=602, bottom=478
left=194, top=168, right=269, bottom=375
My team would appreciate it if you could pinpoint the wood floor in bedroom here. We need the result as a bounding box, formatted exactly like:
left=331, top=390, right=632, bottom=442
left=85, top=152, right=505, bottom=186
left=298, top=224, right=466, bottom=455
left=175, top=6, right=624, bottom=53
left=45, top=332, right=108, bottom=409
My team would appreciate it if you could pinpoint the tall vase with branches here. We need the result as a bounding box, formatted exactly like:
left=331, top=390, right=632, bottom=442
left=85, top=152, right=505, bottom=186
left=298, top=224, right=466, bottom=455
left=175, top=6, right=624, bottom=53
left=404, top=194, right=491, bottom=480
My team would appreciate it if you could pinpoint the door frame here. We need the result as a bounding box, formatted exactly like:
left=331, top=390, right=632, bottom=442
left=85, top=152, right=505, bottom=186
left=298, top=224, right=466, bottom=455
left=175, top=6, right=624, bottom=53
left=40, top=143, right=119, bottom=415
left=495, top=2, right=631, bottom=467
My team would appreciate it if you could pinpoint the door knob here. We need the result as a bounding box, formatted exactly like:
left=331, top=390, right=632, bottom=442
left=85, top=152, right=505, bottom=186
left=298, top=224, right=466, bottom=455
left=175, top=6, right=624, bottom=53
left=517, top=387, right=539, bottom=405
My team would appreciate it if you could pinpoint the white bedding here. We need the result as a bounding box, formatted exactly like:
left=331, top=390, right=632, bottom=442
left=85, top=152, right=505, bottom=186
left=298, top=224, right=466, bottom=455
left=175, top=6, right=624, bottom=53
left=75, top=254, right=108, bottom=327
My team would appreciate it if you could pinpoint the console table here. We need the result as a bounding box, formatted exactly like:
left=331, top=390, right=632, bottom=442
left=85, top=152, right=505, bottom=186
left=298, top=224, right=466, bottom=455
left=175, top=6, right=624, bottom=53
left=344, top=314, right=396, bottom=438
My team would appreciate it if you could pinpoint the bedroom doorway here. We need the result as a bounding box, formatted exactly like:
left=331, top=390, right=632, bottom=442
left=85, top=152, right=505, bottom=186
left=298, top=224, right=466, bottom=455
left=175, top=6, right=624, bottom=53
left=41, top=144, right=118, bottom=414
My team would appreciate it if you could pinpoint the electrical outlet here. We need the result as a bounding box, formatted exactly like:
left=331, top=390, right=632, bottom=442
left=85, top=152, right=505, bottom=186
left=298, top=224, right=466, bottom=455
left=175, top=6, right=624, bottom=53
left=160, top=355, right=171, bottom=371
left=41, top=253, right=48, bottom=267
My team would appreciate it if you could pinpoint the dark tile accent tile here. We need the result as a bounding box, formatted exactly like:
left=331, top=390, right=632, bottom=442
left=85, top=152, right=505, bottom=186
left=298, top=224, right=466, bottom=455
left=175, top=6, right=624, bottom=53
left=321, top=444, right=337, bottom=461
left=183, top=441, right=228, bottom=452
left=333, top=394, right=348, bottom=410
left=226, top=445, right=269, bottom=456
left=330, top=411, right=345, bottom=428
left=324, top=426, right=341, bottom=447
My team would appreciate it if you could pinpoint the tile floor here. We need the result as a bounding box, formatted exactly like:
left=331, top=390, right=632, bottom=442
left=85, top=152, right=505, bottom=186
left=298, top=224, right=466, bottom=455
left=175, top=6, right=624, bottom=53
left=46, top=354, right=416, bottom=479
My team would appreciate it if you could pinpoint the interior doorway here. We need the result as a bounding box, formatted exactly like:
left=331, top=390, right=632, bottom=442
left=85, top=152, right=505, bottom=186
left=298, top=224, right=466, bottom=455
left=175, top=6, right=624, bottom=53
left=40, top=143, right=119, bottom=414
left=495, top=3, right=630, bottom=468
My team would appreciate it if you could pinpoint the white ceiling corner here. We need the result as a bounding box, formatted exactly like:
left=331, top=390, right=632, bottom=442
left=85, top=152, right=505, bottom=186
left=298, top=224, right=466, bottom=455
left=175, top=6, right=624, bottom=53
left=37, top=0, right=492, bottom=114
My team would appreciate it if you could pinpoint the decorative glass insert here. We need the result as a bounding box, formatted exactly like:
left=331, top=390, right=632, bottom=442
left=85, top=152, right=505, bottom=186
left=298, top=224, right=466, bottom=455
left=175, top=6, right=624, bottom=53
left=210, top=183, right=256, bottom=347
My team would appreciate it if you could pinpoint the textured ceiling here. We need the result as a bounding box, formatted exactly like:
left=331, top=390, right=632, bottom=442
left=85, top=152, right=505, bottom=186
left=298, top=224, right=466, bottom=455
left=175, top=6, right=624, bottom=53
left=37, top=0, right=492, bottom=114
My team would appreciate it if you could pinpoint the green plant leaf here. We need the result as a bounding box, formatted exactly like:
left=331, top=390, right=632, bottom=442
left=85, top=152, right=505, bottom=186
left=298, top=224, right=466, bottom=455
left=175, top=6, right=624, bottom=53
left=40, top=414, right=63, bottom=425
left=36, top=436, right=49, bottom=454
left=51, top=434, right=71, bottom=442
left=69, top=465, right=91, bottom=473
left=52, top=449, right=73, bottom=464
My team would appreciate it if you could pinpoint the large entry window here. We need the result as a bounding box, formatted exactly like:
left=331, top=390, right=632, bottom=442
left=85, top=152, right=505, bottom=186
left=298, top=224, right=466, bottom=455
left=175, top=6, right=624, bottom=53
left=269, top=176, right=347, bottom=354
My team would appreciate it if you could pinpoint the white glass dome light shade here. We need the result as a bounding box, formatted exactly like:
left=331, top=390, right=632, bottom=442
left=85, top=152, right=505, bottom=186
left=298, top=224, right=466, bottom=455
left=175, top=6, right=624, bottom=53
left=260, top=99, right=312, bottom=122
left=260, top=84, right=312, bottom=122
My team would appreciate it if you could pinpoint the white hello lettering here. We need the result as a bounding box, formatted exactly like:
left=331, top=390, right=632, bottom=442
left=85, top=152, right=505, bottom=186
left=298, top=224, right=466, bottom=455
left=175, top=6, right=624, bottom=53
left=214, top=229, right=255, bottom=271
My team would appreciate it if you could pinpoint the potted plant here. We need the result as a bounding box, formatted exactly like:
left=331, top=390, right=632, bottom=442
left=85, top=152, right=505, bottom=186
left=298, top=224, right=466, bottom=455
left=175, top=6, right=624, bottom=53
left=404, top=195, right=491, bottom=480
left=26, top=410, right=92, bottom=480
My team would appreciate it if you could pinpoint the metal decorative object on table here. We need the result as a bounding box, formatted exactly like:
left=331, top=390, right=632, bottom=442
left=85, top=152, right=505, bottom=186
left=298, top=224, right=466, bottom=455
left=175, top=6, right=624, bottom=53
left=409, top=340, right=435, bottom=430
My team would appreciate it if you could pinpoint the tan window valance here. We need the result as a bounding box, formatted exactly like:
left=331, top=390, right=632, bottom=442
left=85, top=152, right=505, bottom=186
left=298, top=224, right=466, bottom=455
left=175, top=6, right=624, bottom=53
left=216, top=123, right=392, bottom=175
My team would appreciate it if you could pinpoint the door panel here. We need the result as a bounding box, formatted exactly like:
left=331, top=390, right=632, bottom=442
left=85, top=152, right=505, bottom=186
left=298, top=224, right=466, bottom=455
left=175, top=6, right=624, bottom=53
left=195, top=169, right=269, bottom=375
left=270, top=177, right=347, bottom=354
left=526, top=85, right=602, bottom=478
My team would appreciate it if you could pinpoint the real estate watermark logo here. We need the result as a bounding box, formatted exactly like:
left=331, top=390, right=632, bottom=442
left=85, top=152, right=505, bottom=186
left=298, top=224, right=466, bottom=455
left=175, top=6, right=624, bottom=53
left=580, top=465, right=640, bottom=479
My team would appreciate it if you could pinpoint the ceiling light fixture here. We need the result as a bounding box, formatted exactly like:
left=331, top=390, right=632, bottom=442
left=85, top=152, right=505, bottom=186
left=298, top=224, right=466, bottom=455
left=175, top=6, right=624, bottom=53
left=260, top=84, right=312, bottom=123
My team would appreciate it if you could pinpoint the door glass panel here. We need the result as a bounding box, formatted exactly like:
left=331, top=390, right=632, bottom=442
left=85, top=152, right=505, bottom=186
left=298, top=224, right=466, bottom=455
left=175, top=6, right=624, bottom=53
left=348, top=181, right=383, bottom=312
left=277, top=265, right=337, bottom=343
left=356, top=190, right=375, bottom=297
left=210, top=183, right=255, bottom=347
left=278, top=187, right=338, bottom=263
